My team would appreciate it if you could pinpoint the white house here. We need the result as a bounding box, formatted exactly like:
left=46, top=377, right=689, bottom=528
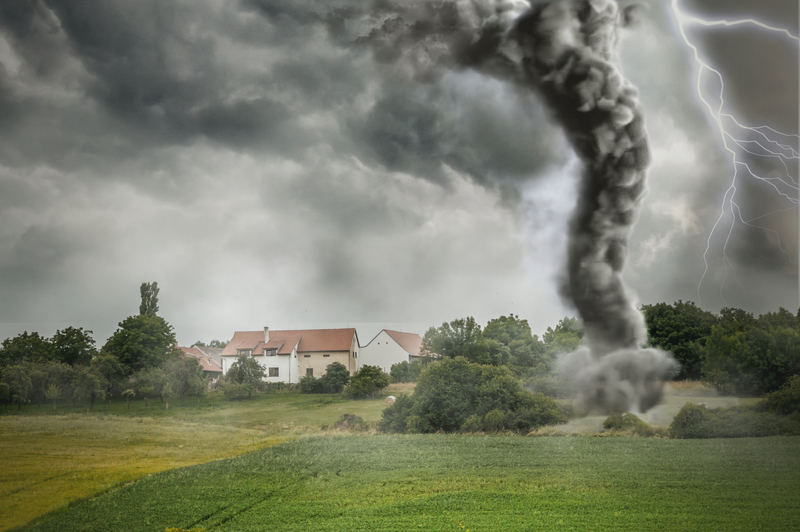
left=220, top=327, right=359, bottom=384
left=358, top=329, right=427, bottom=373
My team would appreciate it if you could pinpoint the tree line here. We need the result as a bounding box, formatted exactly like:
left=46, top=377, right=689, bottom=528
left=0, top=282, right=209, bottom=411
left=393, top=303, right=800, bottom=397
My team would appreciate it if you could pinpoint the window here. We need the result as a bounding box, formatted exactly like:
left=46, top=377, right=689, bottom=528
left=267, top=349, right=276, bottom=356
left=269, top=367, right=279, bottom=377
left=304, top=354, right=311, bottom=358
left=237, top=349, right=251, bottom=356
left=306, top=368, right=313, bottom=376
left=354, top=352, right=357, bottom=358
left=323, top=354, right=330, bottom=357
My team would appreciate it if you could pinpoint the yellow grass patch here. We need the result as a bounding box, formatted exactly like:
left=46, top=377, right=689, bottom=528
left=0, top=415, right=284, bottom=531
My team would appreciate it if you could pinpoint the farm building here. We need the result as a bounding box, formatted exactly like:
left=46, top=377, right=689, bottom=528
left=357, top=329, right=428, bottom=374
left=220, top=327, right=359, bottom=384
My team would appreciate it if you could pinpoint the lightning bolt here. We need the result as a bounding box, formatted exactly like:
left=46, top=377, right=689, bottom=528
left=671, top=0, right=800, bottom=307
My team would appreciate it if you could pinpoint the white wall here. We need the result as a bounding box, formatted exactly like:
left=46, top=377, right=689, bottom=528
left=358, top=330, right=410, bottom=374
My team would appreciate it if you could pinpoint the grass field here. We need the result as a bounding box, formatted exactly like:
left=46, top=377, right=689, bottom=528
left=0, top=415, right=285, bottom=531
left=1, top=381, right=781, bottom=531
left=16, top=434, right=800, bottom=531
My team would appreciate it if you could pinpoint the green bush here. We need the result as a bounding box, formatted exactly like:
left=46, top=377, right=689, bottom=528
left=299, top=363, right=352, bottom=394
left=299, top=374, right=324, bottom=394
left=669, top=402, right=800, bottom=438
left=345, top=365, right=390, bottom=399
left=603, top=411, right=660, bottom=437
left=760, top=374, right=800, bottom=416
left=390, top=361, right=424, bottom=383
left=380, top=357, right=567, bottom=434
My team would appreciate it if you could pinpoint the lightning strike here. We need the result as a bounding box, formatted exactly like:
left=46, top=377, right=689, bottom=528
left=670, top=0, right=800, bottom=306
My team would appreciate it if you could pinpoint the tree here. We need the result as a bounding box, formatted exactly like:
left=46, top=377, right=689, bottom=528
left=320, top=362, right=350, bottom=393
left=226, top=355, right=266, bottom=398
left=542, top=317, right=584, bottom=355
left=0, top=332, right=53, bottom=366
left=91, top=353, right=126, bottom=397
left=641, top=301, right=718, bottom=380
left=165, top=357, right=205, bottom=407
left=72, top=367, right=106, bottom=411
left=701, top=307, right=800, bottom=395
left=422, top=317, right=508, bottom=366
left=134, top=367, right=169, bottom=406
left=52, top=327, right=98, bottom=366
left=139, top=282, right=160, bottom=316
left=45, top=384, right=62, bottom=410
left=390, top=361, right=424, bottom=383
left=0, top=364, right=33, bottom=411
left=103, top=314, right=180, bottom=374
left=484, top=314, right=550, bottom=374
left=344, top=365, right=389, bottom=399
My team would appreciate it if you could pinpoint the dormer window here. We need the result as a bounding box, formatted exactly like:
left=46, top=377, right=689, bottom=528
left=267, top=349, right=277, bottom=356
left=237, top=349, right=252, bottom=356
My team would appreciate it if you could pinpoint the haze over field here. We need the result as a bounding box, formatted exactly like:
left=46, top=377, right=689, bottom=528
left=0, top=0, right=796, bottom=346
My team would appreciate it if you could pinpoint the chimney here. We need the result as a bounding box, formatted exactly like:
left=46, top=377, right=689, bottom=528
left=264, top=326, right=269, bottom=342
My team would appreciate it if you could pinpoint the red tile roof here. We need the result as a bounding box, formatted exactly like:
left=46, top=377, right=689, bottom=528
left=384, top=330, right=424, bottom=357
left=221, top=329, right=356, bottom=356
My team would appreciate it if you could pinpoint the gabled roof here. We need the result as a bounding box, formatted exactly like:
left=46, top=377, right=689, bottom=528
left=293, top=328, right=356, bottom=352
left=221, top=328, right=356, bottom=356
left=221, top=331, right=267, bottom=356
left=384, top=330, right=424, bottom=357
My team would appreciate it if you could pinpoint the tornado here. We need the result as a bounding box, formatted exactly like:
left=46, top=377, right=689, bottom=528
left=510, top=0, right=678, bottom=412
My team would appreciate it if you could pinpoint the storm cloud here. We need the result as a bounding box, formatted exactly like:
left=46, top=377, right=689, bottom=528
left=0, top=0, right=796, bottom=347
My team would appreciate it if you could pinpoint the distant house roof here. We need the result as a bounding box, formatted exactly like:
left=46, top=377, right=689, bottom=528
left=221, top=328, right=357, bottom=357
left=178, top=346, right=223, bottom=374
left=384, top=330, right=424, bottom=357
left=193, top=345, right=223, bottom=365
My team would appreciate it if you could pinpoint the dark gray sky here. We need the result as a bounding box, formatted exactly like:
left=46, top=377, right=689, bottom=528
left=0, top=0, right=797, bottom=347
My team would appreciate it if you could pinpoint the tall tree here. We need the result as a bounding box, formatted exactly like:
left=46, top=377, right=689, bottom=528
left=52, top=327, right=98, bottom=366
left=641, top=301, right=718, bottom=380
left=103, top=314, right=180, bottom=374
left=422, top=317, right=508, bottom=366
left=484, top=315, right=550, bottom=373
left=542, top=317, right=585, bottom=356
left=139, top=282, right=160, bottom=316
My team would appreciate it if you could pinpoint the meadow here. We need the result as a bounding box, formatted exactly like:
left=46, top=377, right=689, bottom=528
left=15, top=434, right=800, bottom=531
left=3, top=382, right=797, bottom=531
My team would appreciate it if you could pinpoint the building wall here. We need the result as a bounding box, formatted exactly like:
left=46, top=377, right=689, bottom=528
left=358, top=330, right=410, bottom=373
left=252, top=354, right=293, bottom=383
left=298, top=350, right=351, bottom=378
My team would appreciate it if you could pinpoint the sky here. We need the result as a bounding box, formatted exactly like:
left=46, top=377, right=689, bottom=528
left=0, top=0, right=797, bottom=348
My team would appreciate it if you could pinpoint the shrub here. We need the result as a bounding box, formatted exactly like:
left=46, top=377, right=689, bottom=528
left=320, top=362, right=350, bottom=394
left=390, top=361, right=424, bottom=383
left=669, top=402, right=800, bottom=438
left=331, top=413, right=365, bottom=431
left=603, top=411, right=658, bottom=437
left=380, top=357, right=567, bottom=434
left=345, top=365, right=389, bottom=399
left=299, top=374, right=324, bottom=394
left=760, top=374, right=800, bottom=416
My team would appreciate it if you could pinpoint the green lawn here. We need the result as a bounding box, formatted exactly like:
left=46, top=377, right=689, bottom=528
left=18, top=435, right=800, bottom=531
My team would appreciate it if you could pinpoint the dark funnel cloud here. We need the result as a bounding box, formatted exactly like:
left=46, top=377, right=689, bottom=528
left=507, top=0, right=678, bottom=411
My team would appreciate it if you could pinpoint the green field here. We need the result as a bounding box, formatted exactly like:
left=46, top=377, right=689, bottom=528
left=17, top=434, right=800, bottom=531
left=4, top=382, right=797, bottom=531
